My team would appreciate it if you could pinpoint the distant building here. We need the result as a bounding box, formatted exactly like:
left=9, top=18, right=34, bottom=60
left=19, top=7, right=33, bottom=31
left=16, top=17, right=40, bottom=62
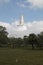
left=17, top=15, right=24, bottom=26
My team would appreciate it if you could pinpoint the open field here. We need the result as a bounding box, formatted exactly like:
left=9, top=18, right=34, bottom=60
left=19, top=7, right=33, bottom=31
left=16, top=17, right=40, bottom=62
left=0, top=48, right=43, bottom=65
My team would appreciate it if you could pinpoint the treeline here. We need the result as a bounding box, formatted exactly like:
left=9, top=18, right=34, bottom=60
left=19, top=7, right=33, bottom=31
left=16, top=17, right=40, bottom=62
left=0, top=26, right=43, bottom=50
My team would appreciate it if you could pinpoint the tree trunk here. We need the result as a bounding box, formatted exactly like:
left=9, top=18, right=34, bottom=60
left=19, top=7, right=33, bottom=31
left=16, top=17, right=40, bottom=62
left=32, top=43, right=34, bottom=50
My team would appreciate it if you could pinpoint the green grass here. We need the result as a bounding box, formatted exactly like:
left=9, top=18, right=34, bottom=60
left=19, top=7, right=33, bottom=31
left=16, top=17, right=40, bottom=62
left=0, top=48, right=43, bottom=65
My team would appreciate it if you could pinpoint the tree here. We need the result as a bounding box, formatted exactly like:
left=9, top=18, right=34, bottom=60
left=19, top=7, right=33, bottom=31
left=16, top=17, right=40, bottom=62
left=0, top=26, right=8, bottom=47
left=17, top=38, right=23, bottom=47
left=8, top=37, right=16, bottom=48
left=9, top=37, right=23, bottom=48
left=37, top=32, right=43, bottom=49
left=28, top=33, right=38, bottom=49
left=23, top=35, right=28, bottom=47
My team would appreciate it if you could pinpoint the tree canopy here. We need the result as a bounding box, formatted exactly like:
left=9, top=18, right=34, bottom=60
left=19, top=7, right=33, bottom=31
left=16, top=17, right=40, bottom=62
left=0, top=26, right=8, bottom=46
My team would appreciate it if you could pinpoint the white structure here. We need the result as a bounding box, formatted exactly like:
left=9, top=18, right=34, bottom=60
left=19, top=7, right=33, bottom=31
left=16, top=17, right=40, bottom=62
left=17, top=15, right=24, bottom=26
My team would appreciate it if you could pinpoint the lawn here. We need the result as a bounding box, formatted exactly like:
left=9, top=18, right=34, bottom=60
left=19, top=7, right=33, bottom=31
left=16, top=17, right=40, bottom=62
left=0, top=48, right=43, bottom=65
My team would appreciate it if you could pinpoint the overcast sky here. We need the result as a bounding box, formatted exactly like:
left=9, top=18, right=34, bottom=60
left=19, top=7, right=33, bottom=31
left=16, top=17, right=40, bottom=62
left=0, top=0, right=43, bottom=38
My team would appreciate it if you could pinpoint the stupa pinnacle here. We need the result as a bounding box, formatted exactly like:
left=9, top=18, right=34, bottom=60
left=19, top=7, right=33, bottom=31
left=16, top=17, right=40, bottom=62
left=17, top=15, right=24, bottom=26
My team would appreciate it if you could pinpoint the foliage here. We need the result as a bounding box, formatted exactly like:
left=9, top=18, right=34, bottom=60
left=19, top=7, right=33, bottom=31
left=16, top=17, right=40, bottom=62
left=37, top=32, right=43, bottom=49
left=28, top=33, right=38, bottom=49
left=0, top=26, right=8, bottom=46
left=0, top=26, right=43, bottom=50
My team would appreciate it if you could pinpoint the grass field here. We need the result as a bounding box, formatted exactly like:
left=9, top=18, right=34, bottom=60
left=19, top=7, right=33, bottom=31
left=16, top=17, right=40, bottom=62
left=0, top=48, right=43, bottom=65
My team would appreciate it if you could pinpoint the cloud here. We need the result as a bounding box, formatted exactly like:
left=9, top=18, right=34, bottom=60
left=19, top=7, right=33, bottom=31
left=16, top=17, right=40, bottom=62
left=26, top=0, right=43, bottom=8
left=17, top=0, right=43, bottom=9
left=0, top=20, right=43, bottom=38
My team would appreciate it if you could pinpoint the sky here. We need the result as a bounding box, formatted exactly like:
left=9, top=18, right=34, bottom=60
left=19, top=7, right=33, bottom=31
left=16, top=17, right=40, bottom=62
left=0, top=0, right=43, bottom=38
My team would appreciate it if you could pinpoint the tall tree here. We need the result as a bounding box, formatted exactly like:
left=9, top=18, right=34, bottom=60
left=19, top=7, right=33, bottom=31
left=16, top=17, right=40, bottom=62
left=28, top=33, right=38, bottom=49
left=0, top=26, right=8, bottom=46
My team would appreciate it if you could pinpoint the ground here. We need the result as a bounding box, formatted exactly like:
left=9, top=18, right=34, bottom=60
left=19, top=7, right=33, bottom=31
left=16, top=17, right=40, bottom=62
left=0, top=48, right=43, bottom=65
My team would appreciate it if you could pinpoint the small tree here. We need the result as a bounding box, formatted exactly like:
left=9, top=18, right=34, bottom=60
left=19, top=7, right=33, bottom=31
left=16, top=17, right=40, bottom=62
left=23, top=35, right=28, bottom=47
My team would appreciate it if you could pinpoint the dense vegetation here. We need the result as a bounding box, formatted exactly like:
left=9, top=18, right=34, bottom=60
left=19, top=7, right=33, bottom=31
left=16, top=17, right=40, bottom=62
left=0, top=26, right=43, bottom=50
